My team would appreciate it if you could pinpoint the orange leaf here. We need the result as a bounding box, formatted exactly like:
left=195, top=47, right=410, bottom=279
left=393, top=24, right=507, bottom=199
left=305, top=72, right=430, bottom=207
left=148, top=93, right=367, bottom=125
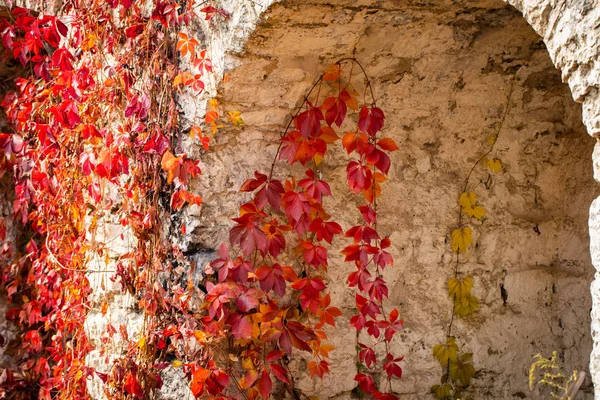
left=205, top=110, right=219, bottom=124
left=161, top=151, right=182, bottom=184
left=238, top=369, right=259, bottom=389
left=378, top=137, right=399, bottom=151
left=190, top=367, right=211, bottom=397
left=319, top=126, right=340, bottom=144
left=176, top=32, right=199, bottom=59
left=190, top=126, right=202, bottom=139
left=323, top=65, right=342, bottom=81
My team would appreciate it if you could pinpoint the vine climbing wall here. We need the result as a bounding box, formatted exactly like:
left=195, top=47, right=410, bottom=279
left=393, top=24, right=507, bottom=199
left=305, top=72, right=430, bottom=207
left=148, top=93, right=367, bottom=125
left=0, top=0, right=598, bottom=399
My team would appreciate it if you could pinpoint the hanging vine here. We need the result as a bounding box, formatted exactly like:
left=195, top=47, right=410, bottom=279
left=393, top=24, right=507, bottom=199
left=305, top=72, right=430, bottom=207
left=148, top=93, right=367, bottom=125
left=0, top=1, right=403, bottom=399
left=432, top=76, right=515, bottom=400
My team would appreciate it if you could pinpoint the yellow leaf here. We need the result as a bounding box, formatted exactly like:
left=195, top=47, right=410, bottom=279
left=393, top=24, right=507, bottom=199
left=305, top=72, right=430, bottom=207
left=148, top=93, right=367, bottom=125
left=454, top=295, right=480, bottom=317
left=193, top=330, right=206, bottom=343
left=227, top=111, right=244, bottom=127
left=451, top=227, right=472, bottom=253
left=433, top=337, right=458, bottom=365
left=472, top=205, right=486, bottom=220
left=82, top=32, right=97, bottom=51
left=229, top=354, right=239, bottom=362
left=242, top=357, right=254, bottom=370
left=460, top=192, right=486, bottom=220
left=138, top=336, right=146, bottom=349
left=208, top=99, right=219, bottom=110
left=346, top=94, right=359, bottom=111
left=172, top=360, right=183, bottom=368
left=319, top=126, right=340, bottom=143
left=190, top=126, right=202, bottom=139
left=487, top=135, right=496, bottom=146
left=459, top=192, right=476, bottom=209
left=447, top=276, right=474, bottom=301
left=323, top=64, right=342, bottom=81
left=485, top=158, right=502, bottom=174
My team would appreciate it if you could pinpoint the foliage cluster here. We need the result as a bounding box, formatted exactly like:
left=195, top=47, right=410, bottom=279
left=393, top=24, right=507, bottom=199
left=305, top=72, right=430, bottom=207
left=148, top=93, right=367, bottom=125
left=0, top=2, right=404, bottom=399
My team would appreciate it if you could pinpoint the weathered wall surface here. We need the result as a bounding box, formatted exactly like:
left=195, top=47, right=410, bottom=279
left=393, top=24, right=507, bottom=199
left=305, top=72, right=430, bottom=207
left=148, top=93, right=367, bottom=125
left=498, top=0, right=600, bottom=396
left=182, top=0, right=597, bottom=398
left=3, top=0, right=599, bottom=399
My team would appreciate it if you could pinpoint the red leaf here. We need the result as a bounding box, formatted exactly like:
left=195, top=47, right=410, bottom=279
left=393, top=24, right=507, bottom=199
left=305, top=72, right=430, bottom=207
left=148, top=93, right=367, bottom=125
left=240, top=171, right=267, bottom=192
left=308, top=360, right=330, bottom=379
left=52, top=48, right=74, bottom=72
left=200, top=6, right=218, bottom=20
left=354, top=373, right=376, bottom=395
left=124, top=372, right=144, bottom=398
left=347, top=161, right=372, bottom=194
left=269, top=364, right=290, bottom=384
left=257, top=369, right=272, bottom=399
left=229, top=214, right=268, bottom=256
left=236, top=292, right=259, bottom=313
left=228, top=314, right=252, bottom=339
left=282, top=191, right=308, bottom=222
left=309, top=219, right=342, bottom=244
left=323, top=96, right=347, bottom=127
left=295, top=106, right=323, bottom=138
left=358, top=106, right=385, bottom=136
left=256, top=264, right=286, bottom=297
left=383, top=353, right=403, bottom=379
left=125, top=24, right=144, bottom=38
left=358, top=205, right=377, bottom=224
left=358, top=343, right=377, bottom=368
left=266, top=350, right=285, bottom=362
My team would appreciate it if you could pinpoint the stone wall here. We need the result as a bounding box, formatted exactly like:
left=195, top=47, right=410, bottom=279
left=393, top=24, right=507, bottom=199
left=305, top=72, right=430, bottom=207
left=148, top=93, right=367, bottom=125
left=499, top=0, right=600, bottom=397
left=184, top=0, right=598, bottom=398
left=3, top=0, right=600, bottom=399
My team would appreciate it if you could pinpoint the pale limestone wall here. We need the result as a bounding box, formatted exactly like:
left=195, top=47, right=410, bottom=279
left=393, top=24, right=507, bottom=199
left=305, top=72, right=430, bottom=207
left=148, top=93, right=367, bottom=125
left=498, top=0, right=600, bottom=397
left=3, top=0, right=600, bottom=399
left=185, top=0, right=598, bottom=398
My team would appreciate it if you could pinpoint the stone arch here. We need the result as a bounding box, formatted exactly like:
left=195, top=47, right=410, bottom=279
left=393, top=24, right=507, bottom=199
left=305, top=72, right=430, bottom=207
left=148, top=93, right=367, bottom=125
left=186, top=0, right=600, bottom=398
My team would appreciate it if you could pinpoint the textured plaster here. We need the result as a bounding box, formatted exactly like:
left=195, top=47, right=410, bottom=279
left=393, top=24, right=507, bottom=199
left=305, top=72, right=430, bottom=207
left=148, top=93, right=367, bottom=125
left=183, top=0, right=598, bottom=398
left=500, top=0, right=600, bottom=396
left=2, top=0, right=600, bottom=399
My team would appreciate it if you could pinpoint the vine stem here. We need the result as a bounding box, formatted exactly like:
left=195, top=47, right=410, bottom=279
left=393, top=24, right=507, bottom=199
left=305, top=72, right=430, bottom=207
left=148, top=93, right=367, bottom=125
left=443, top=74, right=517, bottom=384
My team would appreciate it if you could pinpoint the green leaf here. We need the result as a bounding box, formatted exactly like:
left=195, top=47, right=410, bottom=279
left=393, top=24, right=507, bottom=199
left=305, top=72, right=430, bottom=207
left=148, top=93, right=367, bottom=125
left=431, top=383, right=452, bottom=399
left=449, top=353, right=476, bottom=386
left=433, top=336, right=459, bottom=366
left=454, top=295, right=479, bottom=317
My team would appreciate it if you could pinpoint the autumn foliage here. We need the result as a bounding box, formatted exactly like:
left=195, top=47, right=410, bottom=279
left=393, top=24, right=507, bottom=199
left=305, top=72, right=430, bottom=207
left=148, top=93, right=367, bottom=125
left=0, top=1, right=403, bottom=399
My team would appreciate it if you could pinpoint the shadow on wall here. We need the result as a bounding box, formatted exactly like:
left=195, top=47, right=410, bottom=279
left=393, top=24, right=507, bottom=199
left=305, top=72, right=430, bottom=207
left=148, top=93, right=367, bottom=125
left=183, top=1, right=598, bottom=399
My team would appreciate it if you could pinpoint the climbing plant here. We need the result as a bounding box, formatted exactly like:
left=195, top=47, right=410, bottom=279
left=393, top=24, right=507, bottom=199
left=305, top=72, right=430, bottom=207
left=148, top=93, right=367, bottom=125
left=432, top=77, right=515, bottom=400
left=0, top=2, right=403, bottom=399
